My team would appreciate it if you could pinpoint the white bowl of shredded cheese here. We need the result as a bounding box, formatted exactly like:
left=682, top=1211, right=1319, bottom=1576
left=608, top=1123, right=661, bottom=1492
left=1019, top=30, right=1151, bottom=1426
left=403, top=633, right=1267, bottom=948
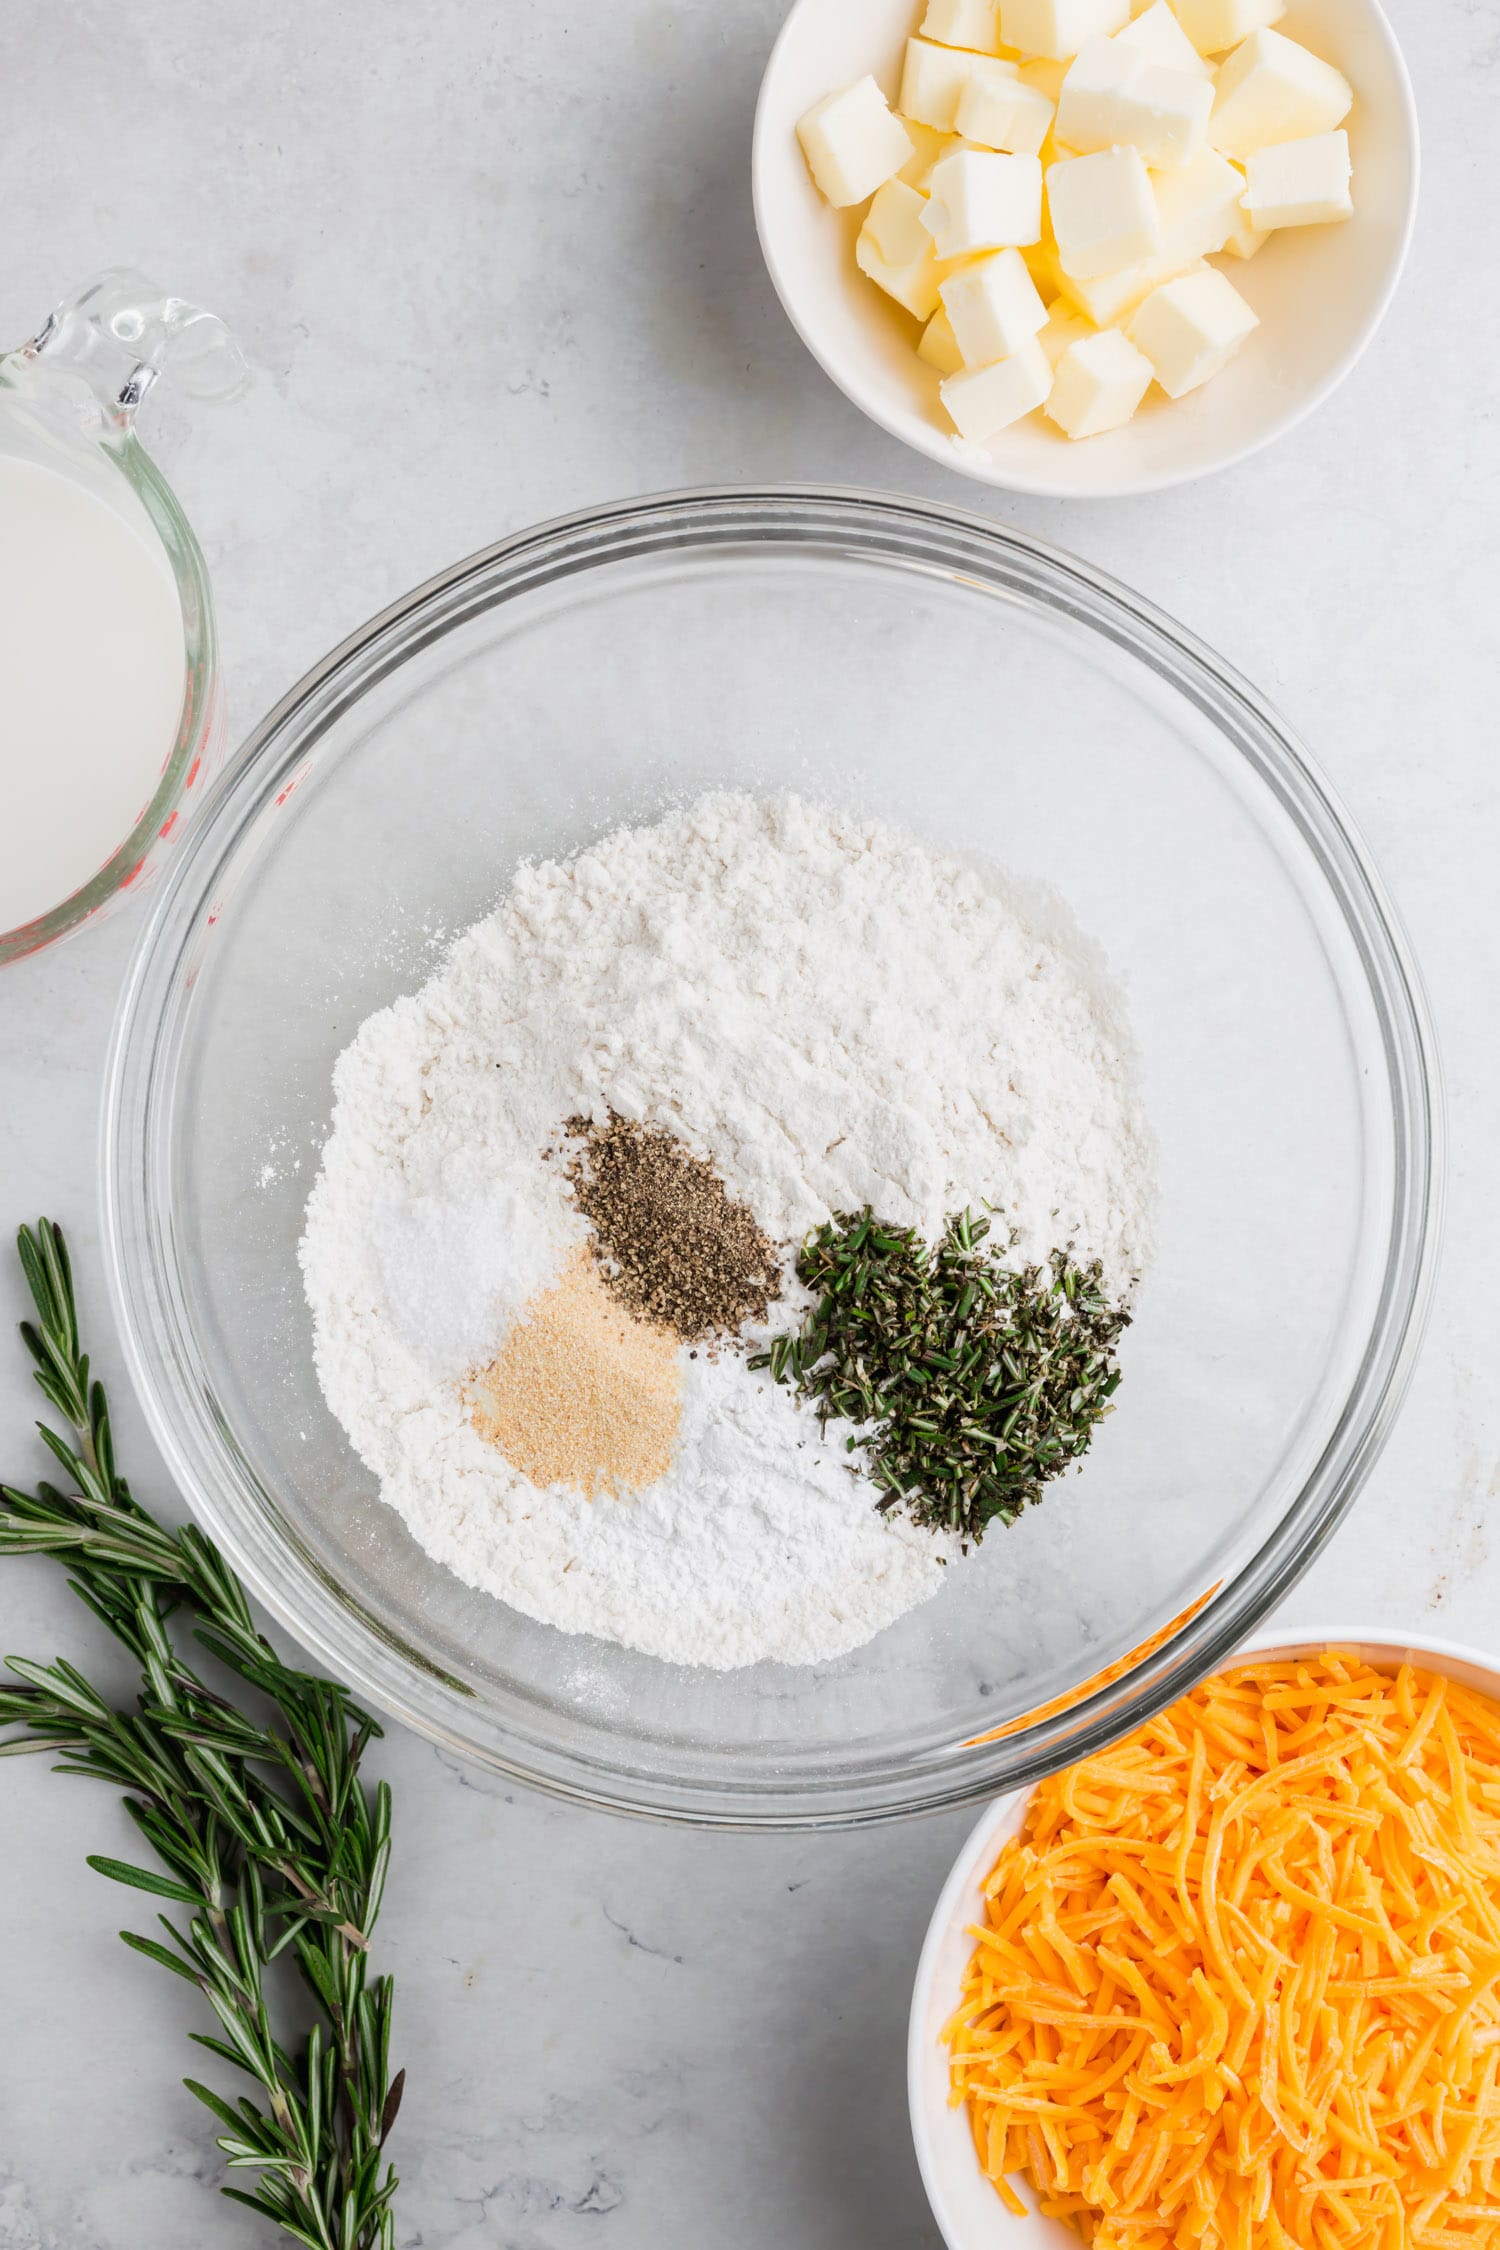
left=910, top=1628, right=1500, bottom=2248
left=753, top=0, right=1417, bottom=495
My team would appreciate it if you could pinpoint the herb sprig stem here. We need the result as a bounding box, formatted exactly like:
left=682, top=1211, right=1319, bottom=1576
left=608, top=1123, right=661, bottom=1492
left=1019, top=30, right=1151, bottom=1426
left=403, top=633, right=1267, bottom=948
left=1, top=1221, right=401, bottom=2250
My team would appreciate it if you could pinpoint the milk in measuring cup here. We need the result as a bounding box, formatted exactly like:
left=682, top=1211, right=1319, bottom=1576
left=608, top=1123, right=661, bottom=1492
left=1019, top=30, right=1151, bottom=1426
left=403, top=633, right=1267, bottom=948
left=0, top=457, right=186, bottom=932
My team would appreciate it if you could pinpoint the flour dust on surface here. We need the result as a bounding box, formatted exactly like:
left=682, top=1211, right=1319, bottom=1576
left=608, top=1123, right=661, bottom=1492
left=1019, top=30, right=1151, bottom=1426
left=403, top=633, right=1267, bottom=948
left=299, top=790, right=1153, bottom=1670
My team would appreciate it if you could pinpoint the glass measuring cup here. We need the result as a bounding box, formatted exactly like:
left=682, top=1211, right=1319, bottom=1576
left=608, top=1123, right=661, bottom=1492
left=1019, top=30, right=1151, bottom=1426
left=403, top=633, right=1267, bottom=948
left=0, top=271, right=244, bottom=966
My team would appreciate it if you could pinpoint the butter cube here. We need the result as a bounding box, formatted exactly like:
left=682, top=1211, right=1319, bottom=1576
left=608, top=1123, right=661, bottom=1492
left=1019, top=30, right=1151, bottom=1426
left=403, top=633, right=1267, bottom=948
left=1037, top=299, right=1096, bottom=365
left=999, top=0, right=1129, bottom=60
left=918, top=306, right=967, bottom=373
left=1241, top=129, right=1352, bottom=227
left=947, top=53, right=1020, bottom=133
left=1056, top=39, right=1147, bottom=146
left=1153, top=144, right=1247, bottom=264
left=898, top=120, right=962, bottom=187
left=855, top=180, right=944, bottom=318
left=1052, top=258, right=1160, bottom=326
left=922, top=0, right=1006, bottom=51
left=1210, top=28, right=1352, bottom=158
left=797, top=78, right=915, bottom=208
left=1034, top=216, right=1232, bottom=326
left=1124, top=63, right=1214, bottom=166
left=1050, top=252, right=1168, bottom=324
left=1173, top=0, right=1283, bottom=54
left=956, top=66, right=1055, bottom=155
left=1219, top=220, right=1267, bottom=257
left=1045, top=326, right=1154, bottom=435
left=1023, top=238, right=1065, bottom=296
left=941, top=246, right=1050, bottom=364
left=940, top=334, right=1054, bottom=438
left=902, top=37, right=979, bottom=129
left=1018, top=55, right=1070, bottom=103
left=1116, top=2, right=1214, bottom=79
left=1047, top=235, right=1215, bottom=323
left=1052, top=36, right=1122, bottom=128
left=922, top=149, right=1043, bottom=255
left=1056, top=38, right=1212, bottom=168
left=1127, top=264, right=1258, bottom=393
left=1047, top=147, right=1160, bottom=279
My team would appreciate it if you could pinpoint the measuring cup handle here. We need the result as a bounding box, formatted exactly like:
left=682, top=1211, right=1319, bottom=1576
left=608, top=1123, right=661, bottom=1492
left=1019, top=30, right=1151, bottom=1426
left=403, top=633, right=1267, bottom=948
left=17, top=268, right=247, bottom=432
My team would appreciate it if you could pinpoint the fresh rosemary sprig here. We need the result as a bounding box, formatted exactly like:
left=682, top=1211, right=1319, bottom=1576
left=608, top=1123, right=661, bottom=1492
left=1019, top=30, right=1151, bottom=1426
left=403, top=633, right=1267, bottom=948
left=751, top=1206, right=1129, bottom=1545
left=0, top=1220, right=401, bottom=2250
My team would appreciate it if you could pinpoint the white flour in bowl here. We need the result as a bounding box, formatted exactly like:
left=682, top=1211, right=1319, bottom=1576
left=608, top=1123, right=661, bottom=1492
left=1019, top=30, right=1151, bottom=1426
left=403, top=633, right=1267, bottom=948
left=300, top=791, right=1153, bottom=1669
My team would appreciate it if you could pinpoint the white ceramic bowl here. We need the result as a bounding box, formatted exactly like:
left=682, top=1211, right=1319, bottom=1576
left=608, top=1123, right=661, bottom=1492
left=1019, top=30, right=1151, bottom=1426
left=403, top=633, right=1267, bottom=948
left=753, top=0, right=1418, bottom=497
left=908, top=1626, right=1500, bottom=2250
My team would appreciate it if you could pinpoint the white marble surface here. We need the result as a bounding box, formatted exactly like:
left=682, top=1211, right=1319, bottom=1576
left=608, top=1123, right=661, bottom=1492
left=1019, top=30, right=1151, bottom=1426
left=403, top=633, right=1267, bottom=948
left=1, top=0, right=1497, bottom=2242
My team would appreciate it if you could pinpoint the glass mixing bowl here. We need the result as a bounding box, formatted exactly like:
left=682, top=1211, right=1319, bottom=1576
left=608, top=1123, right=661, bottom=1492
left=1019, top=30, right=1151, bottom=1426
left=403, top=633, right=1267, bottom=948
left=102, top=488, right=1441, bottom=1829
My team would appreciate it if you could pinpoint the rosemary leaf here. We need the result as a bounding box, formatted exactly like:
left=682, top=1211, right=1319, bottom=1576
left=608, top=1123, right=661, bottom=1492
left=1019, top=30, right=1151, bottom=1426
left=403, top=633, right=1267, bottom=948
left=762, top=1206, right=1130, bottom=1546
left=1, top=1221, right=401, bottom=2250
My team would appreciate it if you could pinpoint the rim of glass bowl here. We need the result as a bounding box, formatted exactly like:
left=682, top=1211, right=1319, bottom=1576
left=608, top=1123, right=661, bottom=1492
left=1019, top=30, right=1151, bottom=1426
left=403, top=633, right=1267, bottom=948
left=100, top=485, right=1446, bottom=1831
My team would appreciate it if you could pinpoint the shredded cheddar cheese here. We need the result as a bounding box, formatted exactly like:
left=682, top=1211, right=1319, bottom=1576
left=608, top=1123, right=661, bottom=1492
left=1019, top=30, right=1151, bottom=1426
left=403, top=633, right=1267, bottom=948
left=945, top=1652, right=1500, bottom=2250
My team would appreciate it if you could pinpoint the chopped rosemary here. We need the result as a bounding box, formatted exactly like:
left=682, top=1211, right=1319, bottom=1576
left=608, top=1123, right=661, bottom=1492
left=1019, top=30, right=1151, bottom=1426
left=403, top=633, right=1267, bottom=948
left=750, top=1207, right=1129, bottom=1545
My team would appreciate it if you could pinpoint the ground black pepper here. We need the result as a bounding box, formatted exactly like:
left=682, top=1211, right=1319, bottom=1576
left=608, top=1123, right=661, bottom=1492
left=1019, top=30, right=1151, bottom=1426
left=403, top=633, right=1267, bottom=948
left=564, top=1112, right=781, bottom=1345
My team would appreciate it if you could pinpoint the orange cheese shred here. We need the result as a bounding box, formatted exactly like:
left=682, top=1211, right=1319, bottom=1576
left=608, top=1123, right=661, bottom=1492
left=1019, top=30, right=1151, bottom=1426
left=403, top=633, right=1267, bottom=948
left=945, top=1653, right=1500, bottom=2250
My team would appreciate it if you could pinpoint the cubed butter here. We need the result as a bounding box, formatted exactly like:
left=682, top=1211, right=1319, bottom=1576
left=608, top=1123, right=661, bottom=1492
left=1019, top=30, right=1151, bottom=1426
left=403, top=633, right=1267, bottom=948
left=1034, top=217, right=1223, bottom=324
left=999, top=0, right=1129, bottom=59
left=917, top=306, right=967, bottom=373
left=1050, top=249, right=1181, bottom=324
left=1056, top=38, right=1212, bottom=168
left=1116, top=1, right=1214, bottom=79
left=1018, top=55, right=1070, bottom=102
left=1037, top=299, right=1095, bottom=365
left=898, top=120, right=962, bottom=187
left=855, top=179, right=945, bottom=318
left=901, top=36, right=979, bottom=129
left=922, top=149, right=1043, bottom=255
left=939, top=334, right=1054, bottom=438
left=1052, top=259, right=1152, bottom=325
left=797, top=0, right=1337, bottom=452
left=1126, top=263, right=1259, bottom=391
left=1023, top=238, right=1066, bottom=296
left=1219, top=220, right=1267, bottom=257
left=1241, top=128, right=1352, bottom=227
left=1047, top=146, right=1160, bottom=279
left=1153, top=144, right=1247, bottom=264
left=946, top=53, right=1020, bottom=138
left=956, top=66, right=1055, bottom=155
left=1049, top=235, right=1223, bottom=323
left=1054, top=37, right=1146, bottom=147
left=1045, top=326, right=1154, bottom=435
left=1210, top=28, right=1352, bottom=158
left=1123, top=61, right=1214, bottom=166
left=797, top=77, right=914, bottom=208
left=921, top=0, right=1006, bottom=51
left=940, top=245, right=1050, bottom=364
left=1172, top=0, right=1283, bottom=54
